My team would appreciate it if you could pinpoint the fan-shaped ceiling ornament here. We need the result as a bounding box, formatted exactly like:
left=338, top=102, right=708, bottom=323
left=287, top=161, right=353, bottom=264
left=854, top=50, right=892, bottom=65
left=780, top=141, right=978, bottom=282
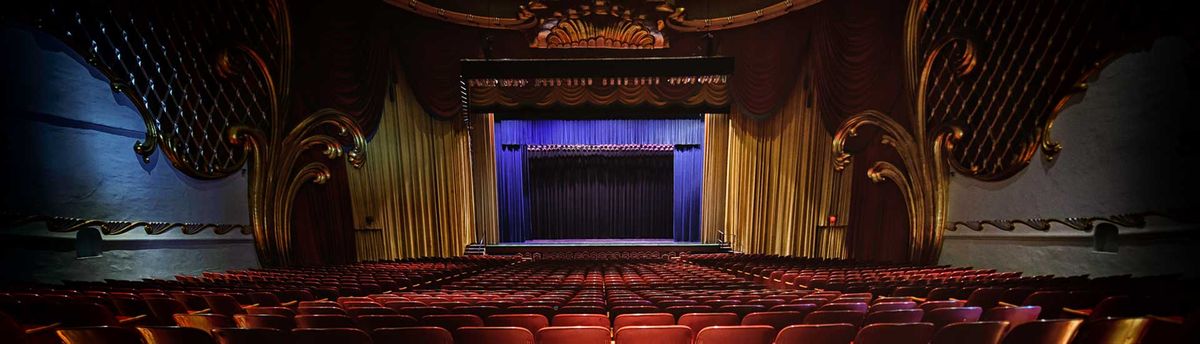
left=387, top=0, right=822, bottom=49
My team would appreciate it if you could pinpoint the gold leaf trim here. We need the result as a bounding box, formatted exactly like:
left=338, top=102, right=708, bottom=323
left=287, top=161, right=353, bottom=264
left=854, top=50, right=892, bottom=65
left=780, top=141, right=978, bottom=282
left=1, top=212, right=250, bottom=235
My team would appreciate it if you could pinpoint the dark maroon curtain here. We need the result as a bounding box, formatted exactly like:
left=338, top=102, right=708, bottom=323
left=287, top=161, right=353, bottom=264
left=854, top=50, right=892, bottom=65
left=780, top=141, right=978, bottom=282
left=844, top=128, right=912, bottom=262
left=526, top=150, right=674, bottom=240
left=281, top=0, right=395, bottom=265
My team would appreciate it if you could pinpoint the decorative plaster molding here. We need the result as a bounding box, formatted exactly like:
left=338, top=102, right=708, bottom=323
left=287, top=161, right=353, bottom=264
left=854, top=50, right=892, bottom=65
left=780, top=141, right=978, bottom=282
left=1, top=212, right=249, bottom=235
left=946, top=212, right=1171, bottom=232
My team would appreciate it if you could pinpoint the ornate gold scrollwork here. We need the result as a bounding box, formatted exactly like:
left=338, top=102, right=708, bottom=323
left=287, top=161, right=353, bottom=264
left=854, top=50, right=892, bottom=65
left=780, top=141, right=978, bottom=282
left=1, top=212, right=249, bottom=235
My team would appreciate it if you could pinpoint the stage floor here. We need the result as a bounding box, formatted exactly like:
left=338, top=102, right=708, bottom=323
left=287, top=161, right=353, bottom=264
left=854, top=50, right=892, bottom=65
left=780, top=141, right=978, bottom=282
left=484, top=239, right=725, bottom=255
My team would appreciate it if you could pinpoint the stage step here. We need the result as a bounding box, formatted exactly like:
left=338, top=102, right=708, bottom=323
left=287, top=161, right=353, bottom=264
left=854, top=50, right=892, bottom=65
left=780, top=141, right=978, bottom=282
left=464, top=243, right=487, bottom=256
left=717, top=242, right=734, bottom=253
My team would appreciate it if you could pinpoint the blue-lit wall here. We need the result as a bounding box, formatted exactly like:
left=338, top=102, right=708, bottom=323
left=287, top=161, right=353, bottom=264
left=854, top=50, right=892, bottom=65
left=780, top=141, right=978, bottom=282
left=0, top=26, right=259, bottom=283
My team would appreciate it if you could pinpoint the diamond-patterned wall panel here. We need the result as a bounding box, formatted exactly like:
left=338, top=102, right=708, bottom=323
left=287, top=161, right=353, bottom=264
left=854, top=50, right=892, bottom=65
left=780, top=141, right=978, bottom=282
left=919, top=0, right=1144, bottom=180
left=15, top=0, right=284, bottom=178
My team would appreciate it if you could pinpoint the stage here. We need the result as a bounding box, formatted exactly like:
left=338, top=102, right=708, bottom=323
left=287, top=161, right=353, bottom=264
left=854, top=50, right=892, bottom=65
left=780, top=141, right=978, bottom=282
left=480, top=239, right=729, bottom=256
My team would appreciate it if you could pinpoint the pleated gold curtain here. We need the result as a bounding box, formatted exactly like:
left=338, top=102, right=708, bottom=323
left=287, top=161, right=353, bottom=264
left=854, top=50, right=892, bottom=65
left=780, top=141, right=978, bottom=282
left=700, top=113, right=729, bottom=244
left=469, top=113, right=499, bottom=244
left=712, top=75, right=853, bottom=257
left=347, top=67, right=476, bottom=260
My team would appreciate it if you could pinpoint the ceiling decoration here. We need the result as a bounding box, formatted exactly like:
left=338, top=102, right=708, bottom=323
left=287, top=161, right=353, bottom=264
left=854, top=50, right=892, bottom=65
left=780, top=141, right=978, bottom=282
left=12, top=0, right=285, bottom=179
left=948, top=212, right=1157, bottom=232
left=387, top=0, right=822, bottom=49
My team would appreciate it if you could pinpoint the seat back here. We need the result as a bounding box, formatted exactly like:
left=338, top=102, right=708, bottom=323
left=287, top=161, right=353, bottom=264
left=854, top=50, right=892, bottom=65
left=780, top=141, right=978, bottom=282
left=1000, top=319, right=1083, bottom=344
left=695, top=325, right=775, bottom=344
left=246, top=307, right=295, bottom=317
left=57, top=326, right=142, bottom=344
left=614, top=325, right=693, bottom=344
left=854, top=323, right=935, bottom=344
left=931, top=321, right=1008, bottom=344
left=614, top=313, right=675, bottom=331
left=212, top=328, right=289, bottom=344
left=804, top=310, right=865, bottom=328
left=297, top=307, right=346, bottom=315
left=923, top=306, right=983, bottom=330
left=455, top=326, right=535, bottom=344
left=234, top=314, right=294, bottom=330
left=982, top=306, right=1041, bottom=328
left=422, top=314, right=485, bottom=332
left=1071, top=317, right=1151, bottom=344
left=552, top=314, right=610, bottom=328
left=147, top=299, right=193, bottom=325
left=291, top=328, right=372, bottom=344
left=355, top=315, right=418, bottom=331
left=820, top=302, right=868, bottom=312
left=294, top=314, right=356, bottom=329
left=773, top=323, right=857, bottom=344
left=136, top=326, right=215, bottom=344
left=678, top=312, right=739, bottom=333
left=1087, top=297, right=1140, bottom=321
left=920, top=300, right=967, bottom=312
left=372, top=326, right=453, bottom=344
left=869, top=301, right=917, bottom=313
left=741, top=311, right=806, bottom=331
left=865, top=309, right=925, bottom=325
left=203, top=295, right=247, bottom=316
left=536, top=326, right=610, bottom=344
left=1023, top=291, right=1070, bottom=319
left=174, top=313, right=236, bottom=331
left=486, top=314, right=550, bottom=333
left=964, top=287, right=1006, bottom=308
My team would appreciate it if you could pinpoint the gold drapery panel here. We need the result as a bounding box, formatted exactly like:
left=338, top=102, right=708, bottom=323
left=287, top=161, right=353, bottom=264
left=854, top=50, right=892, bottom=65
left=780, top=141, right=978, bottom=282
left=722, top=77, right=852, bottom=256
left=470, top=114, right=500, bottom=244
left=700, top=113, right=730, bottom=244
left=348, top=68, right=476, bottom=260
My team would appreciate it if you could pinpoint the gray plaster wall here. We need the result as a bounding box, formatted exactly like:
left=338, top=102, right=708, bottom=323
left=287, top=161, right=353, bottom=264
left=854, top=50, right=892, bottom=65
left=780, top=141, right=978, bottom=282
left=940, top=37, right=1200, bottom=278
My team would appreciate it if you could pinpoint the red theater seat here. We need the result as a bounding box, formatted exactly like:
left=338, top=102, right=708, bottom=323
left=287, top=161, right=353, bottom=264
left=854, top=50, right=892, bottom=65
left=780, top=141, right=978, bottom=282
left=295, top=314, right=356, bottom=329
left=246, top=307, right=295, bottom=318
left=614, top=325, right=693, bottom=344
left=931, top=321, right=1008, bottom=344
left=1070, top=317, right=1151, bottom=344
left=964, top=287, right=1006, bottom=308
left=804, top=310, right=865, bottom=328
left=203, top=295, right=250, bottom=316
left=455, top=326, right=535, bottom=344
left=372, top=326, right=453, bottom=344
left=536, top=326, right=610, bottom=344
left=614, top=313, right=675, bottom=331
left=175, top=314, right=235, bottom=332
left=551, top=314, right=609, bottom=328
left=982, top=306, right=1041, bottom=328
left=694, top=325, right=775, bottom=344
left=355, top=315, right=418, bottom=331
left=486, top=314, right=549, bottom=333
left=865, top=309, right=925, bottom=325
left=869, top=301, right=917, bottom=313
left=291, top=328, right=371, bottom=344
left=923, top=306, right=983, bottom=330
left=136, top=326, right=215, bottom=344
left=854, top=323, right=935, bottom=344
left=422, top=314, right=484, bottom=332
left=999, top=319, right=1083, bottom=344
left=234, top=314, right=294, bottom=330
left=213, top=328, right=289, bottom=344
left=57, top=326, right=143, bottom=344
left=773, top=323, right=857, bottom=344
left=297, top=307, right=347, bottom=315
left=741, top=311, right=806, bottom=332
left=678, top=312, right=739, bottom=333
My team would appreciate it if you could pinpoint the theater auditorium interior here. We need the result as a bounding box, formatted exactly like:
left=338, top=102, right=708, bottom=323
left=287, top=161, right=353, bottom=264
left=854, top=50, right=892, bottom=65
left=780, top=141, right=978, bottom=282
left=1, top=0, right=1198, bottom=343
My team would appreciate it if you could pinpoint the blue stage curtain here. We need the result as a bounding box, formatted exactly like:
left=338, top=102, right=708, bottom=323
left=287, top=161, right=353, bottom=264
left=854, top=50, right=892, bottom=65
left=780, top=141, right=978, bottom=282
left=495, top=119, right=704, bottom=242
left=496, top=144, right=532, bottom=242
left=673, top=145, right=703, bottom=242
